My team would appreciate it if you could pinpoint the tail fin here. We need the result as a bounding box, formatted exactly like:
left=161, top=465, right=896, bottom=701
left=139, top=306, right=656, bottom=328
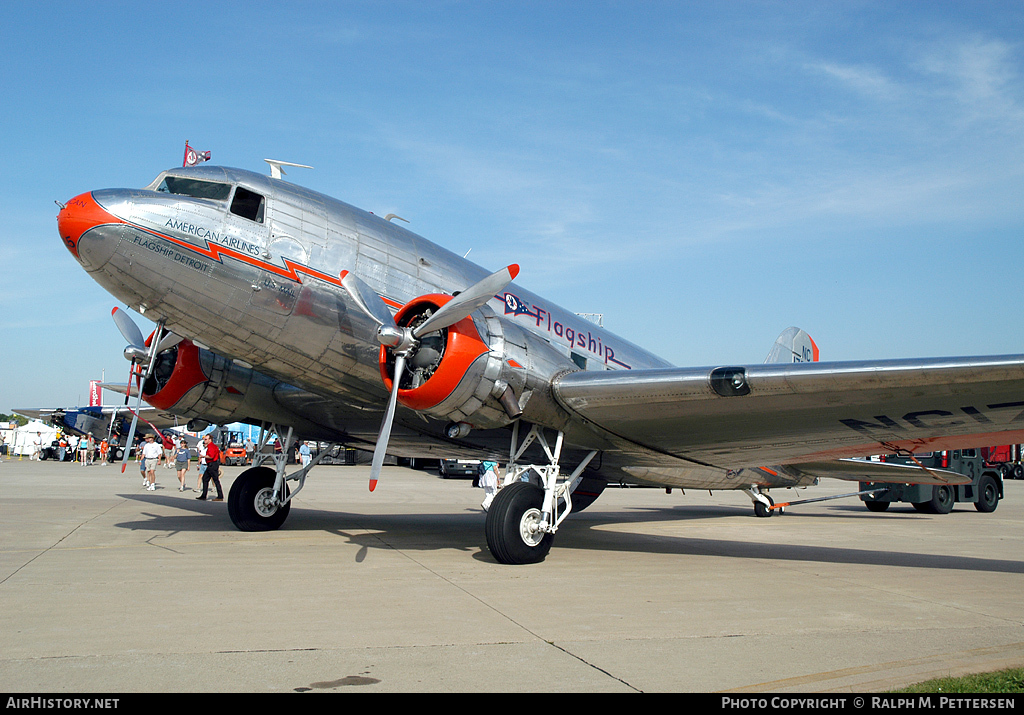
left=764, top=327, right=819, bottom=364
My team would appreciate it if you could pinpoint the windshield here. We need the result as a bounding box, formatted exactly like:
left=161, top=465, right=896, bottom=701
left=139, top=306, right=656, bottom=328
left=156, top=176, right=231, bottom=201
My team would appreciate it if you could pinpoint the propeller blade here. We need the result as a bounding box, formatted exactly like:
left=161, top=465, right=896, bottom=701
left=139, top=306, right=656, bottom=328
left=340, top=270, right=396, bottom=328
left=369, top=352, right=406, bottom=492
left=154, top=331, right=184, bottom=353
left=119, top=323, right=166, bottom=473
left=413, top=264, right=519, bottom=338
left=111, top=307, right=145, bottom=350
left=119, top=378, right=147, bottom=473
left=119, top=398, right=144, bottom=474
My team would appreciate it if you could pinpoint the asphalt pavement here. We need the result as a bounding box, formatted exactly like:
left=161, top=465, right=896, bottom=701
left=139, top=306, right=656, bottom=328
left=1, top=456, right=1022, bottom=693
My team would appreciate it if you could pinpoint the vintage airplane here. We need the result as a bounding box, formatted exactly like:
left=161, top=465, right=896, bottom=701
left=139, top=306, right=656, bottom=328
left=15, top=379, right=194, bottom=461
left=55, top=161, right=1024, bottom=563
left=15, top=403, right=177, bottom=446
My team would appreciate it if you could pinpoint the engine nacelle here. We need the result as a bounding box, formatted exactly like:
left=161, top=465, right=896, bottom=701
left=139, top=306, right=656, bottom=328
left=381, top=294, right=574, bottom=431
left=140, top=338, right=321, bottom=432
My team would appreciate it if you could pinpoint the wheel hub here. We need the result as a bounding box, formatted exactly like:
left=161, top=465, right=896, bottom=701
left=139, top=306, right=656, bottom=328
left=519, top=507, right=546, bottom=547
left=254, top=487, right=280, bottom=517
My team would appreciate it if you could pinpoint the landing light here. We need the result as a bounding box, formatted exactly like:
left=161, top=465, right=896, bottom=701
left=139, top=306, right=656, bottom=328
left=710, top=367, right=750, bottom=397
left=446, top=422, right=473, bottom=439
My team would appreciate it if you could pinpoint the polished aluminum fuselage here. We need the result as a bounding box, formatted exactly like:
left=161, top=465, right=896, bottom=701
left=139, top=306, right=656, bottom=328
left=64, top=165, right=1024, bottom=492
left=73, top=165, right=671, bottom=465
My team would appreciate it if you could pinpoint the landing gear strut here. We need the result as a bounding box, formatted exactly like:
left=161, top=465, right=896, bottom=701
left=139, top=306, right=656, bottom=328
left=484, top=423, right=598, bottom=564
left=746, top=486, right=780, bottom=517
left=227, top=423, right=332, bottom=532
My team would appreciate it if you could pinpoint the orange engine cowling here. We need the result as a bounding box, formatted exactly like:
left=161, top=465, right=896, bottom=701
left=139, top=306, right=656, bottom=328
left=142, top=339, right=209, bottom=411
left=138, top=338, right=270, bottom=427
left=379, top=294, right=518, bottom=429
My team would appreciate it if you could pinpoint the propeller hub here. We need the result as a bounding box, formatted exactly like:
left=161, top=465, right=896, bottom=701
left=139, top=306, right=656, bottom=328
left=376, top=324, right=409, bottom=351
left=341, top=264, right=520, bottom=492
left=124, top=345, right=150, bottom=363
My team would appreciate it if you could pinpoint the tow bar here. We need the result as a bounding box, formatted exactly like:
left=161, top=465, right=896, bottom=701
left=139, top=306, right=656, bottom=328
left=768, top=487, right=890, bottom=512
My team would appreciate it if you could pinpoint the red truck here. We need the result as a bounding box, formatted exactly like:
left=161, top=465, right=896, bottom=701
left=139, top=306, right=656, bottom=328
left=981, top=444, right=1022, bottom=480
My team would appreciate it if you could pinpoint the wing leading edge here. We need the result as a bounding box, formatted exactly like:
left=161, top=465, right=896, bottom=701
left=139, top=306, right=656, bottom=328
left=552, top=355, right=1024, bottom=471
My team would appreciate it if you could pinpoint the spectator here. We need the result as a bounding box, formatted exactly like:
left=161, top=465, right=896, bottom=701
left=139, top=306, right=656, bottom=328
left=196, top=434, right=224, bottom=502
left=141, top=434, right=164, bottom=491
left=174, top=438, right=190, bottom=491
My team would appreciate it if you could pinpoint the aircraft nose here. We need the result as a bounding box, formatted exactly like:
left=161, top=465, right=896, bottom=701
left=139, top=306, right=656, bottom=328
left=57, top=191, right=125, bottom=270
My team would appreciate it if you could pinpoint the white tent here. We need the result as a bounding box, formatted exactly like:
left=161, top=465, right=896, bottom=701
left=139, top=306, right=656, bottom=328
left=11, top=420, right=58, bottom=456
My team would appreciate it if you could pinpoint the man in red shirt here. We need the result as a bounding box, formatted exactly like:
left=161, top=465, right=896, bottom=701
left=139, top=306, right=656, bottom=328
left=196, top=434, right=224, bottom=502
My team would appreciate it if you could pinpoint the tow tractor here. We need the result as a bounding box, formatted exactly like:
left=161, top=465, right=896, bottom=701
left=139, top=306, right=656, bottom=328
left=747, top=449, right=1002, bottom=516
left=858, top=449, right=1002, bottom=514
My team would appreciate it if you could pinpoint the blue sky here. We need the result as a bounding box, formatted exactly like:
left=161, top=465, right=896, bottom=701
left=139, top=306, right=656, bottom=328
left=2, top=1, right=1023, bottom=410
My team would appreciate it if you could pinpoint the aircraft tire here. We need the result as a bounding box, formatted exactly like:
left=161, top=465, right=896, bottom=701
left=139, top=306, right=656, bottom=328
left=485, top=482, right=554, bottom=565
left=753, top=494, right=775, bottom=518
left=228, top=466, right=291, bottom=532
left=974, top=475, right=999, bottom=513
left=927, top=485, right=954, bottom=515
left=864, top=500, right=889, bottom=512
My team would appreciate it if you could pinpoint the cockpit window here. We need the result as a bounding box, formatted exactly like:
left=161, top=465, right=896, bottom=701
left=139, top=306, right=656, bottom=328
left=156, top=176, right=232, bottom=200
left=230, top=186, right=265, bottom=223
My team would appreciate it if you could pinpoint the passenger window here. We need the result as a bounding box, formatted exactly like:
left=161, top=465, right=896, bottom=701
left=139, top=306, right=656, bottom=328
left=230, top=187, right=265, bottom=223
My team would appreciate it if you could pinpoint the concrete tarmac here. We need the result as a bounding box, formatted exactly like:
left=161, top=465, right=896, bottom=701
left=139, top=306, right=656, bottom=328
left=1, top=457, right=1022, bottom=693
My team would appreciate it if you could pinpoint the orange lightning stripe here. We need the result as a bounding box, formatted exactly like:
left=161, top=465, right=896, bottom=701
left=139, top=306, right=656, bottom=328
left=134, top=224, right=404, bottom=308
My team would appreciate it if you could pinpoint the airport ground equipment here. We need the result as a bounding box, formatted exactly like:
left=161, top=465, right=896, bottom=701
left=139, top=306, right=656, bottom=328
left=859, top=449, right=1002, bottom=514
left=981, top=444, right=1023, bottom=480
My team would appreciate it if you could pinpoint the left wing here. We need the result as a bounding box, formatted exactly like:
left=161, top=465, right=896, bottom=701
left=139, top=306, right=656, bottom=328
left=553, top=355, right=1024, bottom=469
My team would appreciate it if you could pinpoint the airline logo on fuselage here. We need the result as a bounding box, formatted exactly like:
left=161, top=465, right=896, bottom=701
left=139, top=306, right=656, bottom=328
left=164, top=219, right=261, bottom=257
left=502, top=292, right=630, bottom=369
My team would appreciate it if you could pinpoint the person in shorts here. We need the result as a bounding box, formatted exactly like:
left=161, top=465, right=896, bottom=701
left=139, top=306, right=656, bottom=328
left=174, top=438, right=191, bottom=491
left=141, top=434, right=164, bottom=491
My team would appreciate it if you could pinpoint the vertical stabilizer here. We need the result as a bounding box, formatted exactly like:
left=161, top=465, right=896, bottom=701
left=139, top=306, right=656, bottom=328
left=764, top=327, right=819, bottom=364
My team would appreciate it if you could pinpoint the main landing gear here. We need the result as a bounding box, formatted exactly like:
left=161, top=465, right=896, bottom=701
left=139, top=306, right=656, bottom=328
left=227, top=424, right=328, bottom=532
left=228, top=466, right=291, bottom=531
left=484, top=423, right=598, bottom=565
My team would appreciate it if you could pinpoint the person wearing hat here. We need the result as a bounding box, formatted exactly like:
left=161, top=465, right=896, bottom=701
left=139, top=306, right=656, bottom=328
left=141, top=433, right=164, bottom=491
